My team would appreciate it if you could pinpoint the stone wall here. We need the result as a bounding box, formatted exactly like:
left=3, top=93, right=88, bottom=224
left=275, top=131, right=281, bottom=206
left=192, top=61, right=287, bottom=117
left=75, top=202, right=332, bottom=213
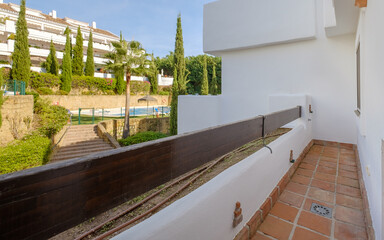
left=102, top=117, right=170, bottom=139
left=41, top=95, right=170, bottom=110
left=0, top=95, right=34, bottom=146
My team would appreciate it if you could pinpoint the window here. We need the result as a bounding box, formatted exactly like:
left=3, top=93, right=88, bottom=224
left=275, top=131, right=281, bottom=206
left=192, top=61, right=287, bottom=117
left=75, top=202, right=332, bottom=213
left=356, top=43, right=361, bottom=115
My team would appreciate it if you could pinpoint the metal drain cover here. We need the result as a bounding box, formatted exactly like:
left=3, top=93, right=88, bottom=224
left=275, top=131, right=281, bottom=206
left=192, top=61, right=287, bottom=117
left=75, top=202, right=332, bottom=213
left=310, top=203, right=333, bottom=218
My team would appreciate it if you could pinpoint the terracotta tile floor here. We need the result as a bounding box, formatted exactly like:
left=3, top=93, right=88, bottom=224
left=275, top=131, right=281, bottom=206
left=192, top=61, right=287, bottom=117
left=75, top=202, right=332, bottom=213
left=253, top=145, right=367, bottom=240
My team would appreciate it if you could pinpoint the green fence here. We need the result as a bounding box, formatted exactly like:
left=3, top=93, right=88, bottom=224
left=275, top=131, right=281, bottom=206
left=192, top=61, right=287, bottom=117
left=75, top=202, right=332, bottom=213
left=5, top=80, right=26, bottom=95
left=73, top=107, right=171, bottom=125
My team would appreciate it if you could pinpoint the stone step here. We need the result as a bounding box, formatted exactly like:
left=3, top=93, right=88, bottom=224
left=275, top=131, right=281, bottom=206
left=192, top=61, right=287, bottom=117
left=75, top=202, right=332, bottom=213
left=52, top=148, right=114, bottom=161
left=56, top=145, right=113, bottom=156
left=61, top=137, right=101, bottom=145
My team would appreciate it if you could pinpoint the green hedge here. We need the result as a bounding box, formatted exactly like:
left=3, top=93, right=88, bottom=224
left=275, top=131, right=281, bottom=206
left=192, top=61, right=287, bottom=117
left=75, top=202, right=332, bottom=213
left=29, top=72, right=60, bottom=89
left=26, top=72, right=152, bottom=95
left=72, top=75, right=116, bottom=93
left=119, top=131, right=168, bottom=146
left=0, top=133, right=51, bottom=174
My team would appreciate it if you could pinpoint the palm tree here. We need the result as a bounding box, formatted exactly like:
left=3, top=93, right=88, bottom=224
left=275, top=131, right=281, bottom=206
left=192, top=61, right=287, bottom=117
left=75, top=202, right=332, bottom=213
left=105, top=40, right=149, bottom=138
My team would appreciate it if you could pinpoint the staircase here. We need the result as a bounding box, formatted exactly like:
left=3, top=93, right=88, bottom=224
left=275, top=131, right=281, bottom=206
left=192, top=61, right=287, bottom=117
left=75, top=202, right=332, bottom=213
left=51, top=124, right=115, bottom=162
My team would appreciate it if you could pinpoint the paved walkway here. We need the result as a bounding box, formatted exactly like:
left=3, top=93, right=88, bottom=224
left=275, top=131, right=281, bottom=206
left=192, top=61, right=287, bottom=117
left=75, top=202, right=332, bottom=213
left=254, top=145, right=367, bottom=240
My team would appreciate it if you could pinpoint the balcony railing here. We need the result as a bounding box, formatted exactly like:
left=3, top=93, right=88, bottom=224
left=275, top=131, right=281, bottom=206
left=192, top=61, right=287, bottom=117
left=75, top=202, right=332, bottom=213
left=0, top=106, right=301, bottom=239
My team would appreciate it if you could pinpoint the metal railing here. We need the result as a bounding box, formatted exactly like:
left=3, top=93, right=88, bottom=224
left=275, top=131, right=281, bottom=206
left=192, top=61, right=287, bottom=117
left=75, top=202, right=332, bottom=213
left=4, top=79, right=26, bottom=95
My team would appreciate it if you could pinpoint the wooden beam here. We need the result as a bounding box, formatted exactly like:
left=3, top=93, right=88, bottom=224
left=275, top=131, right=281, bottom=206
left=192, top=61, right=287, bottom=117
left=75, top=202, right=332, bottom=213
left=355, top=0, right=367, bottom=8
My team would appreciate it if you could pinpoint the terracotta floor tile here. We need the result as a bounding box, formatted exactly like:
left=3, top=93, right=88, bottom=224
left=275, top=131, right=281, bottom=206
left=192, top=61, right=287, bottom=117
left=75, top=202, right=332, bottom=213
left=286, top=182, right=308, bottom=195
left=320, top=156, right=338, bottom=163
left=338, top=169, right=358, bottom=180
left=308, top=188, right=335, bottom=203
left=299, top=163, right=316, bottom=171
left=318, top=160, right=337, bottom=169
left=279, top=191, right=305, bottom=208
left=303, top=198, right=333, bottom=212
left=336, top=194, right=363, bottom=209
left=311, top=179, right=335, bottom=192
left=336, top=185, right=361, bottom=198
left=292, top=227, right=329, bottom=240
left=296, top=168, right=313, bottom=177
left=291, top=175, right=311, bottom=186
left=339, top=159, right=357, bottom=167
left=302, top=157, right=318, bottom=165
left=340, top=148, right=355, bottom=154
left=297, top=211, right=332, bottom=236
left=314, top=172, right=336, bottom=183
left=335, top=206, right=365, bottom=227
left=309, top=145, right=323, bottom=153
left=317, top=165, right=337, bottom=175
left=337, top=176, right=359, bottom=188
left=259, top=215, right=293, bottom=240
left=340, top=154, right=356, bottom=161
left=270, top=202, right=299, bottom=223
left=251, top=232, right=273, bottom=240
left=334, top=221, right=367, bottom=240
left=339, top=164, right=357, bottom=172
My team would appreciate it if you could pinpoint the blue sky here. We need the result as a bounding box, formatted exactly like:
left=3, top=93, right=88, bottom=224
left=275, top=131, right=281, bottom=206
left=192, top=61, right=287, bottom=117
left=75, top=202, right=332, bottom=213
left=7, top=0, right=216, bottom=57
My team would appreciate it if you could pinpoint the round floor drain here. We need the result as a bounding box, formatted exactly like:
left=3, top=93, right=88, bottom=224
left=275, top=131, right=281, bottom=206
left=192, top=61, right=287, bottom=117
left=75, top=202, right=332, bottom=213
left=310, top=203, right=333, bottom=218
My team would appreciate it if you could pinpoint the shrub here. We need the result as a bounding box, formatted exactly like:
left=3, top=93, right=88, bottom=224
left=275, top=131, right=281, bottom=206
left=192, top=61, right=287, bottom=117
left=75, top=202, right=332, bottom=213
left=34, top=97, right=69, bottom=138
left=130, top=81, right=150, bottom=95
left=1, top=68, right=10, bottom=80
left=119, top=131, right=168, bottom=146
left=0, top=133, right=51, bottom=174
left=29, top=71, right=61, bottom=89
left=55, top=90, right=69, bottom=95
left=36, top=87, right=54, bottom=95
left=158, top=91, right=170, bottom=96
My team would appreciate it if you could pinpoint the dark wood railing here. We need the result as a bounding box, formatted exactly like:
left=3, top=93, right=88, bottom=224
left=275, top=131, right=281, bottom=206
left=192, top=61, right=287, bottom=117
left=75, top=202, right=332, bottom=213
left=0, top=106, right=301, bottom=240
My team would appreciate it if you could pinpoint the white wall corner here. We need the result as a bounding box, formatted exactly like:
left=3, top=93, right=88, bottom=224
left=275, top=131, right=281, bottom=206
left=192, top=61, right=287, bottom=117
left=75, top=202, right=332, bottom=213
left=323, top=0, right=337, bottom=29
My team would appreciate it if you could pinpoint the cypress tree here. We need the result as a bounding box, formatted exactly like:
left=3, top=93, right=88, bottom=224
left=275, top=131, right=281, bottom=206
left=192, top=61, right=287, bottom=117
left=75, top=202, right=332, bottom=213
left=45, top=40, right=59, bottom=75
left=201, top=55, right=209, bottom=95
left=210, top=63, right=218, bottom=95
left=72, top=26, right=84, bottom=75
left=170, top=67, right=178, bottom=135
left=170, top=14, right=188, bottom=135
left=174, top=14, right=188, bottom=95
left=61, top=27, right=72, bottom=92
left=84, top=31, right=94, bottom=76
left=11, top=0, right=30, bottom=85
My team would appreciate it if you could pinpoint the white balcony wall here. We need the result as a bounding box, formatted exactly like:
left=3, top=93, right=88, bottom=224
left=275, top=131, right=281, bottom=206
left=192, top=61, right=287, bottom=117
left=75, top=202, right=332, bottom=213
left=203, top=0, right=316, bottom=53
left=5, top=20, right=15, bottom=33
left=355, top=1, right=384, bottom=238
left=180, top=0, right=357, bottom=144
left=157, top=75, right=173, bottom=86
left=115, top=101, right=312, bottom=240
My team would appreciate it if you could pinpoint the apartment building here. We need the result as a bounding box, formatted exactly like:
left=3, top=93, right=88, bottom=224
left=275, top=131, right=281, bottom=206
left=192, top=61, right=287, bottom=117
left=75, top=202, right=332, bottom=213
left=0, top=0, right=119, bottom=74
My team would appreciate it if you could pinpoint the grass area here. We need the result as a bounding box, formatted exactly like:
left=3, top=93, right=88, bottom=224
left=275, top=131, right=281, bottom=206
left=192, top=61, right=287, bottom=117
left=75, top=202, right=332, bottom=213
left=71, top=115, right=152, bottom=125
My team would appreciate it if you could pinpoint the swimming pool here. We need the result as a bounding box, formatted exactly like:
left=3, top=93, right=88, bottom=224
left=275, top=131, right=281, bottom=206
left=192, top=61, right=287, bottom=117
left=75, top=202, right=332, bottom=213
left=71, top=106, right=171, bottom=117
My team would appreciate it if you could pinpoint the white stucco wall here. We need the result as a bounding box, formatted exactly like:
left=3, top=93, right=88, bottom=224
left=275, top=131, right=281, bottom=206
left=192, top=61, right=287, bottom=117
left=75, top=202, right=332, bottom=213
left=180, top=0, right=357, bottom=145
left=203, top=0, right=316, bottom=53
left=114, top=117, right=312, bottom=240
left=355, top=2, right=384, bottom=238
left=178, top=95, right=221, bottom=134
